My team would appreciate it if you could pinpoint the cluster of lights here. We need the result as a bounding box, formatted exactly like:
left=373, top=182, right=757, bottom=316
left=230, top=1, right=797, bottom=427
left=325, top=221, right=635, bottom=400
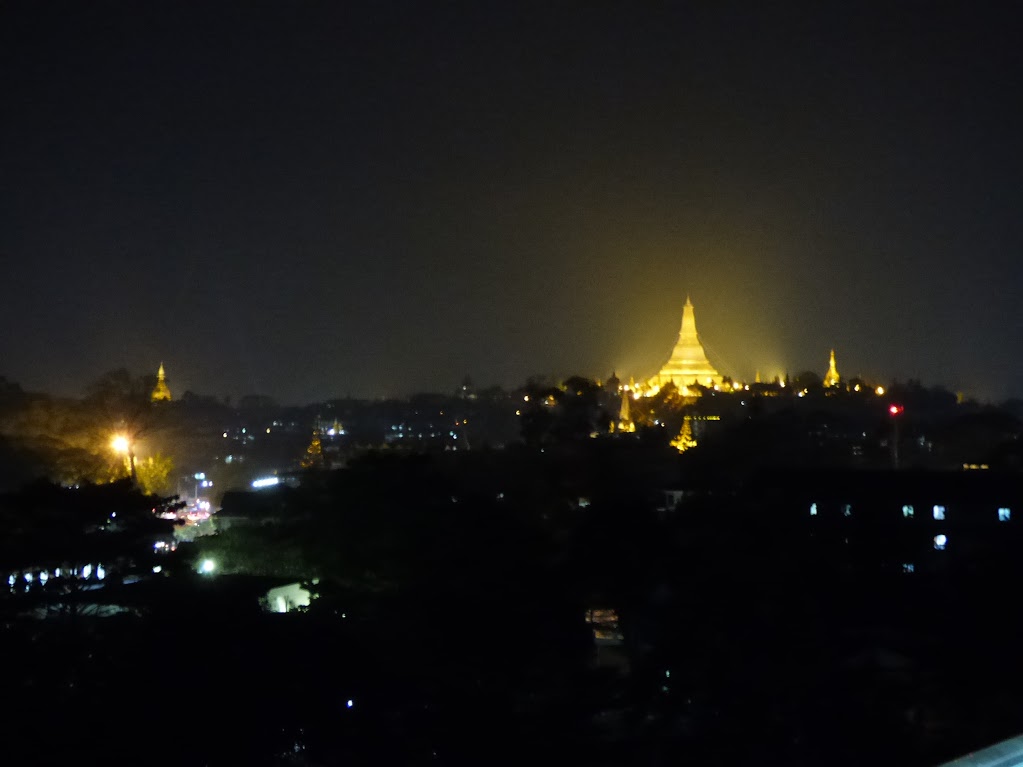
left=8, top=564, right=106, bottom=592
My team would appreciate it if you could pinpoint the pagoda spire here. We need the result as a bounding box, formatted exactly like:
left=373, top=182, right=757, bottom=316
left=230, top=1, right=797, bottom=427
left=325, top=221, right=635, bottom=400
left=151, top=363, right=172, bottom=402
left=650, top=295, right=722, bottom=390
left=823, top=349, right=841, bottom=388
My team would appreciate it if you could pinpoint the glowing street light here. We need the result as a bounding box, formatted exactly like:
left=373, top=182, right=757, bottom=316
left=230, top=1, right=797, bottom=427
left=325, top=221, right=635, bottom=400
left=199, top=559, right=216, bottom=575
left=111, top=433, right=138, bottom=484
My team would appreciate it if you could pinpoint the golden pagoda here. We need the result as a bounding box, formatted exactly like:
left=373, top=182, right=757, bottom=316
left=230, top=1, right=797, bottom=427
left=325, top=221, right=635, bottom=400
left=823, top=349, right=841, bottom=388
left=649, top=296, right=723, bottom=390
left=615, top=389, right=636, bottom=433
left=670, top=415, right=697, bottom=453
left=151, top=363, right=172, bottom=402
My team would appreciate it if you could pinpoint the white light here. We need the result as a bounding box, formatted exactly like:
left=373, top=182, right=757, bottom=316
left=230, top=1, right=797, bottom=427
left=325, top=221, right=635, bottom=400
left=252, top=477, right=280, bottom=489
left=7, top=574, right=14, bottom=587
left=346, top=699, right=354, bottom=709
left=902, top=505, right=914, bottom=518
left=200, top=559, right=216, bottom=574
left=809, top=503, right=818, bottom=516
left=24, top=572, right=33, bottom=583
left=82, top=564, right=93, bottom=579
left=933, top=505, right=946, bottom=521
left=194, top=472, right=206, bottom=480
left=55, top=568, right=61, bottom=577
left=934, top=534, right=947, bottom=551
left=152, top=565, right=163, bottom=573
left=39, top=571, right=49, bottom=585
left=999, top=507, right=1011, bottom=522
left=96, top=565, right=106, bottom=580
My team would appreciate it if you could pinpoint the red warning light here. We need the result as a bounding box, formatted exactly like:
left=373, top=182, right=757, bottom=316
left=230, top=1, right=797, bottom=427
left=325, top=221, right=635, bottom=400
left=889, top=404, right=904, bottom=416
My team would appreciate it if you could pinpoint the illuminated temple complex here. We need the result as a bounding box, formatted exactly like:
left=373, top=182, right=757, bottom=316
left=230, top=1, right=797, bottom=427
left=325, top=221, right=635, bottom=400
left=648, top=297, right=723, bottom=391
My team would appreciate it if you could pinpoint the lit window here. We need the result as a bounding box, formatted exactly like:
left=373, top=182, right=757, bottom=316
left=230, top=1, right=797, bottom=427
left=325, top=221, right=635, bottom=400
left=999, top=507, right=1011, bottom=522
left=842, top=504, right=852, bottom=517
left=902, top=505, right=914, bottom=518
left=933, top=505, right=946, bottom=521
left=902, top=563, right=915, bottom=574
left=933, top=534, right=947, bottom=551
left=810, top=503, right=818, bottom=516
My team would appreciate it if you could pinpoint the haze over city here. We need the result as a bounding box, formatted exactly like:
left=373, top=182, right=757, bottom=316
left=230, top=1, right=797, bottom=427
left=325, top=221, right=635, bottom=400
left=2, top=3, right=1021, bottom=402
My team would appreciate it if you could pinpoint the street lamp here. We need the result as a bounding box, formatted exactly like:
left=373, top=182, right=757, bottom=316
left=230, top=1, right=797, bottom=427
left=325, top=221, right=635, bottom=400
left=888, top=404, right=904, bottom=469
left=111, top=433, right=138, bottom=484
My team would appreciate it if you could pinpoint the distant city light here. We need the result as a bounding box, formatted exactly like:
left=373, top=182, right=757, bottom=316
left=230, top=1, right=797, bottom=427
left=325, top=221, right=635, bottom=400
left=346, top=699, right=354, bottom=709
left=876, top=386, right=886, bottom=396
left=200, top=559, right=216, bottom=574
left=252, top=477, right=280, bottom=489
left=933, top=534, right=948, bottom=551
left=111, top=435, right=130, bottom=453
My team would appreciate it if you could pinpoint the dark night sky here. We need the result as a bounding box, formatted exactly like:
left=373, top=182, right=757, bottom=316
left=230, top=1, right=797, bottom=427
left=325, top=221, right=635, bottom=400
left=2, top=2, right=1021, bottom=403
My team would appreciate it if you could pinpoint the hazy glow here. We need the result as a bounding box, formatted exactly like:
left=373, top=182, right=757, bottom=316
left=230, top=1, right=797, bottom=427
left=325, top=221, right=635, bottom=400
left=252, top=477, right=280, bottom=489
left=111, top=435, right=130, bottom=453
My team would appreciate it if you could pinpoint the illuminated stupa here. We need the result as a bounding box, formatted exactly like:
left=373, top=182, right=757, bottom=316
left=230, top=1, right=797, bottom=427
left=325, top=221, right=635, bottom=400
left=151, top=363, right=172, bottom=403
left=823, top=349, right=841, bottom=388
left=649, top=296, right=723, bottom=390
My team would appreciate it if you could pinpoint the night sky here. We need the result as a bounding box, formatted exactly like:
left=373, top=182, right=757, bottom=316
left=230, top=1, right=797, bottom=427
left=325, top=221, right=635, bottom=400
left=2, top=3, right=1021, bottom=403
